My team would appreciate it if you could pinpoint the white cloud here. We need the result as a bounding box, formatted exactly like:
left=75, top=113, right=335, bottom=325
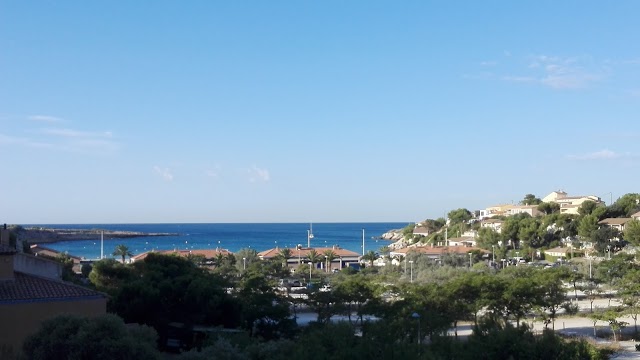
left=248, top=165, right=270, bottom=182
left=502, top=54, right=605, bottom=90
left=28, top=115, right=63, bottom=123
left=42, top=128, right=113, bottom=138
left=154, top=166, right=174, bottom=181
left=0, top=133, right=52, bottom=148
left=566, top=149, right=637, bottom=161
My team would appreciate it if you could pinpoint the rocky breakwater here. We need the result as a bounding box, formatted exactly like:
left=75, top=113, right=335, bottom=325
left=18, top=227, right=178, bottom=244
left=380, top=229, right=409, bottom=250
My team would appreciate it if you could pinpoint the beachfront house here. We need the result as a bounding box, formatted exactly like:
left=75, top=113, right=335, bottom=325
left=131, top=248, right=233, bottom=266
left=598, top=218, right=633, bottom=232
left=258, top=245, right=361, bottom=273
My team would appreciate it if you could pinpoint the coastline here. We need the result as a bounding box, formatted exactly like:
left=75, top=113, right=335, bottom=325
left=17, top=227, right=177, bottom=244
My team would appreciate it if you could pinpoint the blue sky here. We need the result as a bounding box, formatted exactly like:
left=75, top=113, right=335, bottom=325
left=1, top=1, right=639, bottom=224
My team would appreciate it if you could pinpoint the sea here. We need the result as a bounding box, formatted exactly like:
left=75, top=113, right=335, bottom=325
left=36, top=223, right=408, bottom=260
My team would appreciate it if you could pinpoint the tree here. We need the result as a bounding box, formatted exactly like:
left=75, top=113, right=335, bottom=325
left=236, top=272, right=293, bottom=339
left=447, top=208, right=472, bottom=225
left=537, top=202, right=560, bottom=215
left=578, top=200, right=600, bottom=216
left=306, top=249, right=322, bottom=268
left=362, top=250, right=377, bottom=267
left=88, top=258, right=135, bottom=293
left=333, top=275, right=376, bottom=325
left=112, top=244, right=133, bottom=264
left=277, top=248, right=293, bottom=268
left=476, top=227, right=501, bottom=249
left=322, top=249, right=338, bottom=272
left=22, top=314, right=161, bottom=360
left=235, top=248, right=259, bottom=271
left=624, top=219, right=640, bottom=246
left=577, top=215, right=598, bottom=242
left=521, top=194, right=542, bottom=206
left=610, top=193, right=640, bottom=217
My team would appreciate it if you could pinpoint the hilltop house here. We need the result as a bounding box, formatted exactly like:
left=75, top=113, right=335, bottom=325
left=507, top=205, right=542, bottom=217
left=412, top=225, right=430, bottom=237
left=481, top=219, right=504, bottom=233
left=598, top=218, right=633, bottom=232
left=258, top=246, right=361, bottom=272
left=0, top=227, right=107, bottom=354
left=542, top=191, right=603, bottom=215
left=479, top=204, right=515, bottom=219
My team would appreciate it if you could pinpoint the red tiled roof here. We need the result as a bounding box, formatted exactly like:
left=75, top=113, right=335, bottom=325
left=392, top=246, right=487, bottom=255
left=131, top=248, right=233, bottom=261
left=258, top=247, right=361, bottom=259
left=598, top=218, right=632, bottom=226
left=0, top=272, right=106, bottom=303
left=30, top=244, right=82, bottom=261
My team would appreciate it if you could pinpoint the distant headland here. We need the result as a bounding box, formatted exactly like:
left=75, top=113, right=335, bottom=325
left=16, top=226, right=178, bottom=243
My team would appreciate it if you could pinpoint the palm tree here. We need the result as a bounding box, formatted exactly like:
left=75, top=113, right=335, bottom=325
left=322, top=249, right=338, bottom=272
left=306, top=249, right=322, bottom=267
left=278, top=248, right=293, bottom=268
left=112, top=244, right=133, bottom=264
left=362, top=250, right=377, bottom=267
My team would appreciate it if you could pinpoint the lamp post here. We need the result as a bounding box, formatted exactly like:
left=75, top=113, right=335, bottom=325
left=411, top=312, right=421, bottom=345
left=409, top=260, right=414, bottom=283
left=243, top=257, right=246, bottom=270
left=468, top=253, right=473, bottom=268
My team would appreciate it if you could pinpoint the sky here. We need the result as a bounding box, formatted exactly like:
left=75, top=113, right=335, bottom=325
left=1, top=1, right=639, bottom=224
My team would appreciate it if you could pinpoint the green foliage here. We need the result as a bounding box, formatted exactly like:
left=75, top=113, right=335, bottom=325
left=107, top=253, right=240, bottom=348
left=112, top=244, right=133, bottom=263
left=578, top=200, right=602, bottom=216
left=537, top=201, right=560, bottom=215
left=88, top=258, right=135, bottom=293
left=236, top=271, right=294, bottom=339
left=609, top=193, right=640, bottom=217
left=578, top=215, right=599, bottom=242
left=22, top=314, right=160, bottom=360
left=521, top=193, right=542, bottom=205
left=235, top=248, right=258, bottom=271
left=80, top=263, right=92, bottom=277
left=447, top=208, right=472, bottom=225
left=401, top=223, right=415, bottom=239
left=624, top=219, right=640, bottom=246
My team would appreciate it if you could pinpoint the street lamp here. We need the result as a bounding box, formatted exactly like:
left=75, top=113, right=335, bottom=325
left=242, top=257, right=246, bottom=270
left=409, top=260, right=414, bottom=283
left=411, top=312, right=421, bottom=345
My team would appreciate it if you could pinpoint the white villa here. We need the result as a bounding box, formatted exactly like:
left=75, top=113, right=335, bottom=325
left=542, top=191, right=603, bottom=215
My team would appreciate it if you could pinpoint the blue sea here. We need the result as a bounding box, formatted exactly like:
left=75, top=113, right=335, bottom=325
left=36, top=223, right=408, bottom=260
